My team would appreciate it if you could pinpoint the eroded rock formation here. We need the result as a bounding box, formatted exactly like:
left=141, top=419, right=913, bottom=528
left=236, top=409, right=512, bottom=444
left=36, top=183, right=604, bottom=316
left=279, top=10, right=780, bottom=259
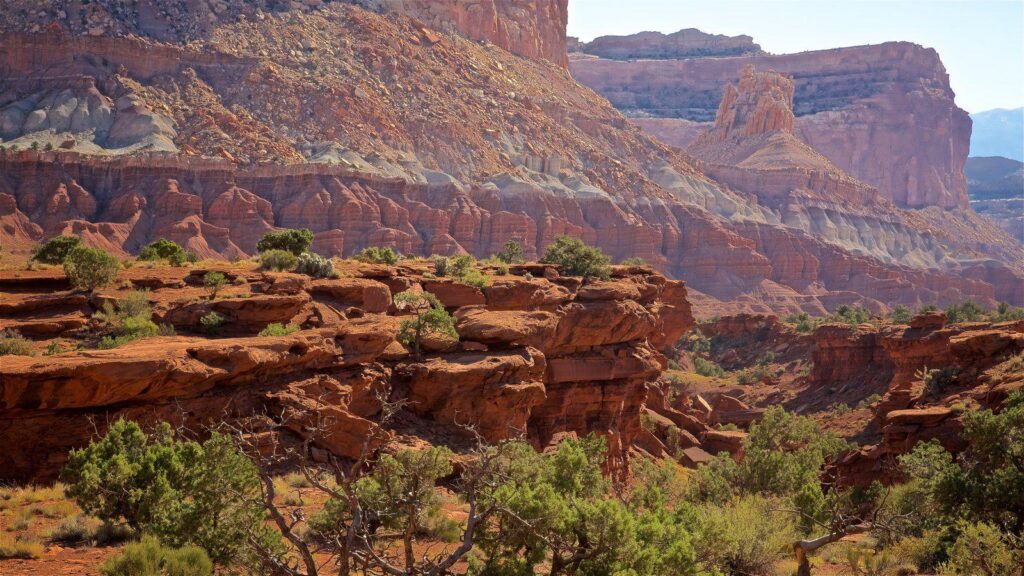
left=0, top=262, right=693, bottom=481
left=0, top=2, right=1022, bottom=315
left=803, top=313, right=1024, bottom=484
left=571, top=41, right=972, bottom=210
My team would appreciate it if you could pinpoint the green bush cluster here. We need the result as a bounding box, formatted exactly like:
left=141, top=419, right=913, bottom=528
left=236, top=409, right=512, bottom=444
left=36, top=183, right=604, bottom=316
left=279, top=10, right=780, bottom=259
left=259, top=249, right=297, bottom=272
left=619, top=256, right=649, bottom=266
left=693, top=356, right=725, bottom=378
left=95, top=291, right=174, bottom=349
left=62, top=419, right=275, bottom=569
left=100, top=535, right=212, bottom=576
left=257, top=322, right=299, bottom=337
left=394, top=290, right=457, bottom=355
left=493, top=239, right=524, bottom=265
left=199, top=311, right=225, bottom=334
left=202, top=272, right=226, bottom=299
left=354, top=246, right=399, bottom=265
left=32, top=235, right=81, bottom=264
left=256, top=229, right=312, bottom=256
left=64, top=246, right=120, bottom=291
left=138, top=239, right=194, bottom=266
left=539, top=235, right=611, bottom=279
left=471, top=437, right=701, bottom=576
left=433, top=254, right=490, bottom=287
left=890, top=389, right=1024, bottom=572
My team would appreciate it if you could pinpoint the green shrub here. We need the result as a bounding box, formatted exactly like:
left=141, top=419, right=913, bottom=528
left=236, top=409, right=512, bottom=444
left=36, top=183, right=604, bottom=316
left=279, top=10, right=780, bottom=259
left=32, top=235, right=81, bottom=264
left=473, top=436, right=700, bottom=576
left=94, top=291, right=170, bottom=349
left=735, top=365, right=768, bottom=385
left=945, top=300, right=985, bottom=324
left=433, top=255, right=449, bottom=277
left=917, top=366, right=960, bottom=396
left=889, top=304, right=913, bottom=324
left=44, top=341, right=66, bottom=356
left=64, top=246, right=120, bottom=291
left=202, top=272, right=226, bottom=299
left=256, top=229, right=313, bottom=256
left=434, top=255, right=490, bottom=286
left=694, top=356, right=725, bottom=378
left=258, top=323, right=299, bottom=337
left=540, top=235, right=611, bottom=279
left=62, top=419, right=276, bottom=567
left=689, top=407, right=849, bottom=504
left=0, top=329, right=33, bottom=356
left=100, top=535, right=213, bottom=576
left=294, top=252, right=334, bottom=278
left=199, top=312, right=225, bottom=334
left=829, top=304, right=872, bottom=326
left=784, top=312, right=821, bottom=333
left=138, top=239, right=188, bottom=263
left=0, top=534, right=44, bottom=559
left=494, top=239, right=524, bottom=264
left=932, top=389, right=1024, bottom=532
left=354, top=246, right=399, bottom=265
left=943, top=522, right=1022, bottom=576
left=694, top=495, right=797, bottom=576
left=993, top=302, right=1024, bottom=322
left=259, top=249, right=297, bottom=272
left=394, top=291, right=457, bottom=355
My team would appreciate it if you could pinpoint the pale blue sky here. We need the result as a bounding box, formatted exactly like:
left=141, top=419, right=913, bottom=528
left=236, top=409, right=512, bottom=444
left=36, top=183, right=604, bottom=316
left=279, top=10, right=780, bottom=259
left=568, top=0, right=1024, bottom=113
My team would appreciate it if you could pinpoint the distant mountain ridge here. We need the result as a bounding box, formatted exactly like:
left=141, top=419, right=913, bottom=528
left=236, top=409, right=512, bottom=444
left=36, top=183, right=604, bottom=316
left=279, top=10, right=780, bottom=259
left=970, top=108, right=1024, bottom=161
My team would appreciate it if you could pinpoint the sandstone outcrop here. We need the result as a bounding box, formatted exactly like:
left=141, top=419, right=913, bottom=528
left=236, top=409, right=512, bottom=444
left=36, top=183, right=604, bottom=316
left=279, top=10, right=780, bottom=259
left=805, top=314, right=1024, bottom=484
left=576, top=29, right=763, bottom=60
left=0, top=263, right=693, bottom=481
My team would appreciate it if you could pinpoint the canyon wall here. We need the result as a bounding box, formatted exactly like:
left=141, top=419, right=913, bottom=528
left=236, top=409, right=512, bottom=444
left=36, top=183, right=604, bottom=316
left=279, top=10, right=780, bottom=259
left=570, top=42, right=972, bottom=210
left=1, top=4, right=1022, bottom=312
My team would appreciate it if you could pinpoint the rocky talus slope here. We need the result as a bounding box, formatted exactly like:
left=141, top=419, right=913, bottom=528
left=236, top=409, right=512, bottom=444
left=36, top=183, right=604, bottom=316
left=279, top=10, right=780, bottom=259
left=0, top=2, right=1021, bottom=312
left=0, top=262, right=694, bottom=482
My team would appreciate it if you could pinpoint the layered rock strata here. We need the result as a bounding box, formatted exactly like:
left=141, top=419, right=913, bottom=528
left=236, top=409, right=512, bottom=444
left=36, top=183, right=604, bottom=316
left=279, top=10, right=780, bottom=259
left=1, top=3, right=1022, bottom=313
left=0, top=263, right=693, bottom=481
left=805, top=313, right=1024, bottom=484
left=571, top=41, right=972, bottom=210
left=575, top=29, right=763, bottom=60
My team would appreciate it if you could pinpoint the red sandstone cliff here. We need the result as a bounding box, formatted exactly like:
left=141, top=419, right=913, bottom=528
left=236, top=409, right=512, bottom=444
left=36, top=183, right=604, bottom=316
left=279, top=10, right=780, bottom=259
left=373, top=0, right=570, bottom=67
left=0, top=263, right=693, bottom=482
left=571, top=41, right=972, bottom=210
